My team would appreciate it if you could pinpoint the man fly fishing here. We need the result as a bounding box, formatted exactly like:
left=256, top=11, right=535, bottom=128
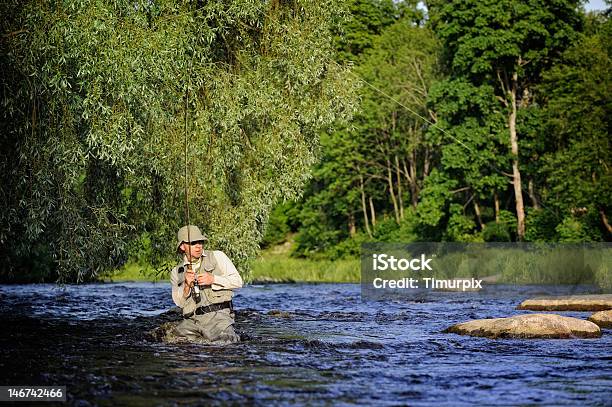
left=170, top=225, right=243, bottom=344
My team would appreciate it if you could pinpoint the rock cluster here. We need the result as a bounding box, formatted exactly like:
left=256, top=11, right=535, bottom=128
left=444, top=294, right=611, bottom=339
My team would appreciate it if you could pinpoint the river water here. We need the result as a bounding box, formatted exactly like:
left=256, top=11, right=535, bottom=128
left=0, top=283, right=610, bottom=406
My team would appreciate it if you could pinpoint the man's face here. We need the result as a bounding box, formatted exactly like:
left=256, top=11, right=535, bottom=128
left=181, top=241, right=204, bottom=259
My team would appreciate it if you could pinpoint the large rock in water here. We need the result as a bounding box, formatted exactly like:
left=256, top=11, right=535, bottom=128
left=443, top=314, right=601, bottom=339
left=588, top=310, right=612, bottom=328
left=517, top=294, right=612, bottom=311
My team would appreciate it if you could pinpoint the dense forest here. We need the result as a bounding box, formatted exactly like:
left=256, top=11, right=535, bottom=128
left=263, top=0, right=612, bottom=259
left=1, top=0, right=610, bottom=282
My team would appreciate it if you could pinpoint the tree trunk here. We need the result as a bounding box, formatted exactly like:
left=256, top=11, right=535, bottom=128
left=348, top=212, right=356, bottom=237
left=359, top=174, right=372, bottom=238
left=600, top=208, right=612, bottom=234
left=369, top=196, right=376, bottom=227
left=528, top=178, right=540, bottom=210
left=394, top=155, right=404, bottom=220
left=474, top=199, right=485, bottom=230
left=410, top=151, right=419, bottom=208
left=423, top=147, right=430, bottom=178
left=402, top=158, right=419, bottom=209
left=494, top=192, right=500, bottom=223
left=509, top=69, right=526, bottom=240
left=386, top=158, right=400, bottom=224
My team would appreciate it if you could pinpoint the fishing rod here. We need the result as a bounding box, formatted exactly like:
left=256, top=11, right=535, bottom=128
left=184, top=57, right=201, bottom=303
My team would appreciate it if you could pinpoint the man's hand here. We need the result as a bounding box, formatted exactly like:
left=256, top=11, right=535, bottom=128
left=183, top=268, right=195, bottom=298
left=197, top=272, right=215, bottom=286
left=184, top=268, right=195, bottom=287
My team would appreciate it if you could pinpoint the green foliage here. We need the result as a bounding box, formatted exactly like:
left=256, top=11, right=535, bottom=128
left=444, top=204, right=479, bottom=242
left=292, top=9, right=442, bottom=257
left=415, top=169, right=456, bottom=228
left=335, top=0, right=396, bottom=62
left=292, top=199, right=343, bottom=258
left=481, top=210, right=517, bottom=242
left=324, top=232, right=369, bottom=259
left=429, top=0, right=583, bottom=81
left=288, top=0, right=609, bottom=262
left=538, top=15, right=611, bottom=235
left=380, top=210, right=421, bottom=242
left=482, top=222, right=511, bottom=242
left=106, top=262, right=160, bottom=282
left=556, top=217, right=591, bottom=242
left=426, top=78, right=508, bottom=195
left=262, top=2, right=610, bottom=287
left=0, top=0, right=357, bottom=282
left=260, top=202, right=300, bottom=248
left=555, top=214, right=603, bottom=242
left=371, top=217, right=402, bottom=241
left=524, top=209, right=560, bottom=242
left=424, top=0, right=586, bottom=242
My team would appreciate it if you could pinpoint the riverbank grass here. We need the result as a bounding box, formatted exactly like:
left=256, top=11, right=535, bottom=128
left=250, top=254, right=359, bottom=283
left=105, top=262, right=165, bottom=282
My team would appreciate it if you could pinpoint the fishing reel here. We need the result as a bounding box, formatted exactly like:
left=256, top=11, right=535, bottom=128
left=184, top=264, right=201, bottom=303
left=192, top=271, right=202, bottom=303
left=192, top=280, right=202, bottom=303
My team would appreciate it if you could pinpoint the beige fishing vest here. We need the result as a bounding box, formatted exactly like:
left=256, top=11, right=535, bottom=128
left=178, top=250, right=233, bottom=316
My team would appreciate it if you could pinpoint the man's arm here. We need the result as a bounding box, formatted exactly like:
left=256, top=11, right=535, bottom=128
left=211, top=250, right=243, bottom=290
left=170, top=266, right=192, bottom=307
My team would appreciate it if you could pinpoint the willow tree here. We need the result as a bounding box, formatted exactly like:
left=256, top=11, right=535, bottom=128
left=0, top=0, right=356, bottom=282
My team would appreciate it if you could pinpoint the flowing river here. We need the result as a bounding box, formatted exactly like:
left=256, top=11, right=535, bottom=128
left=0, top=283, right=610, bottom=406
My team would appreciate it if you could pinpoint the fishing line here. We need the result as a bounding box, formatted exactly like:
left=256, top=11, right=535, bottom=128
left=349, top=70, right=557, bottom=223
left=352, top=71, right=481, bottom=159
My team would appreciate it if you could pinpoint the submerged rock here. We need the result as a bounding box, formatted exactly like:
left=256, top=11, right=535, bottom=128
left=517, top=294, right=612, bottom=311
left=443, top=313, right=601, bottom=339
left=148, top=321, right=182, bottom=343
left=588, top=310, right=612, bottom=328
left=267, top=309, right=292, bottom=318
